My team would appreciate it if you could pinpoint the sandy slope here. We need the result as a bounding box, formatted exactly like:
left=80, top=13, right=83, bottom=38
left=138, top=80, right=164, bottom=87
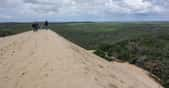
left=0, top=30, right=162, bottom=88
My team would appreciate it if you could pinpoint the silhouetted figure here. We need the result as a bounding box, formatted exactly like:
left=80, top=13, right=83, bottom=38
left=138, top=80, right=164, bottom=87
left=44, top=21, right=48, bottom=29
left=32, top=23, right=39, bottom=32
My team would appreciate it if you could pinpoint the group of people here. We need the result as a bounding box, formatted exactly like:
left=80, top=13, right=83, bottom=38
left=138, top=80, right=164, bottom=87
left=32, top=21, right=48, bottom=32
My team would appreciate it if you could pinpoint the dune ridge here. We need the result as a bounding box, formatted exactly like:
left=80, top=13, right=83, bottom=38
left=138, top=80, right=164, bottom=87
left=0, top=30, right=162, bottom=88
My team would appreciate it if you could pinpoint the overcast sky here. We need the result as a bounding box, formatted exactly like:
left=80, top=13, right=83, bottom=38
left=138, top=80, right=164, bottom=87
left=0, top=0, right=169, bottom=22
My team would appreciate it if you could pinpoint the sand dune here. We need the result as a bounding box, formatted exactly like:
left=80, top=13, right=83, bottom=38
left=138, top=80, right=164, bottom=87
left=0, top=30, right=162, bottom=88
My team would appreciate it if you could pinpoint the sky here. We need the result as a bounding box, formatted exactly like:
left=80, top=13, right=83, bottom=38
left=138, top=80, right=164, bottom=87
left=0, top=0, right=169, bottom=22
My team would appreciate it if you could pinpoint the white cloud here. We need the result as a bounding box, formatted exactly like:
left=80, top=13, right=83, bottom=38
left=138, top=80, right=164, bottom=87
left=0, top=0, right=168, bottom=21
left=0, top=0, right=22, bottom=8
left=0, top=14, right=12, bottom=19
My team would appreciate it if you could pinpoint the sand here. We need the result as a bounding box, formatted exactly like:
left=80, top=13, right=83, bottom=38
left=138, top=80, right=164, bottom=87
left=0, top=30, right=163, bottom=88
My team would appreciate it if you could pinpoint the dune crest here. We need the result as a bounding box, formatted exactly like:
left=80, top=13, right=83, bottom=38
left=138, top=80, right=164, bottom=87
left=0, top=30, right=162, bottom=88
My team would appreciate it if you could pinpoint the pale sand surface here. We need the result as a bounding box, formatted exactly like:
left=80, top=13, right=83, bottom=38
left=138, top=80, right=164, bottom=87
left=0, top=30, right=163, bottom=88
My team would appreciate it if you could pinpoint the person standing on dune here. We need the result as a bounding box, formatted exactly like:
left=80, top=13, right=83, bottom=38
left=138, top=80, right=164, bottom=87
left=44, top=20, right=48, bottom=30
left=32, top=23, right=39, bottom=32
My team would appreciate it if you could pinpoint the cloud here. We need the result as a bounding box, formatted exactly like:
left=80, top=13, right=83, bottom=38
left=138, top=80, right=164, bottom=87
left=0, top=14, right=12, bottom=19
left=0, top=0, right=168, bottom=22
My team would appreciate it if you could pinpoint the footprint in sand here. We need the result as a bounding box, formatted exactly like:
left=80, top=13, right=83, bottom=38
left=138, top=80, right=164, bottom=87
left=10, top=50, right=16, bottom=56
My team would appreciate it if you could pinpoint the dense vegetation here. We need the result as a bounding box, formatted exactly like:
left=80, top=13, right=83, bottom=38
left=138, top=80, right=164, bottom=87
left=95, top=33, right=169, bottom=87
left=50, top=22, right=169, bottom=49
left=0, top=22, right=169, bottom=87
left=0, top=23, right=31, bottom=37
